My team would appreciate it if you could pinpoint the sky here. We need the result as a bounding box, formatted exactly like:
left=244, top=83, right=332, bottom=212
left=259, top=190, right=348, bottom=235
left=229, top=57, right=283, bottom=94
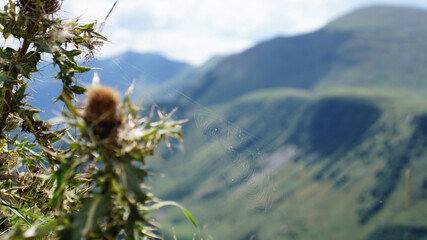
left=62, top=0, right=427, bottom=66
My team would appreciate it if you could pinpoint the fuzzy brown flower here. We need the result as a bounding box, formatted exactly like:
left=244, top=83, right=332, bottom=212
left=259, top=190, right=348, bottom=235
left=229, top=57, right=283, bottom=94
left=83, top=86, right=121, bottom=139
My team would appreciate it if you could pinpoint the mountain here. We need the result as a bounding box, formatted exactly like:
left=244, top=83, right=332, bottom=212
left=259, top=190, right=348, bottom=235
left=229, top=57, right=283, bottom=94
left=80, top=51, right=194, bottom=101
left=29, top=52, right=199, bottom=119
left=326, top=5, right=427, bottom=31
left=146, top=5, right=427, bottom=240
left=183, top=6, right=427, bottom=106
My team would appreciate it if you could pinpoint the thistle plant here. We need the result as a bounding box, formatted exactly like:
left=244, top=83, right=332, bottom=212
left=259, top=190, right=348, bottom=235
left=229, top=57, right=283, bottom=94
left=0, top=0, right=196, bottom=239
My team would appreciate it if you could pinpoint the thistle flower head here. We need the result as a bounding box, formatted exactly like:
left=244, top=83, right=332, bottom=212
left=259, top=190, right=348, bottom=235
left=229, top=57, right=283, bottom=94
left=83, top=86, right=121, bottom=138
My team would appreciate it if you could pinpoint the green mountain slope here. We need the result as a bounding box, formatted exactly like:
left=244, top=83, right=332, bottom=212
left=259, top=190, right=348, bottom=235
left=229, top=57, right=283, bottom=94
left=184, top=31, right=349, bottom=105
left=184, top=6, right=427, bottom=106
left=150, top=88, right=427, bottom=239
left=145, top=5, right=427, bottom=240
left=326, top=5, right=427, bottom=31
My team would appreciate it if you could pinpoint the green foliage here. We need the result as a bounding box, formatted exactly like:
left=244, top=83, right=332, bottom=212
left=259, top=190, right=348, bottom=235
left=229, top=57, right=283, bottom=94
left=0, top=0, right=196, bottom=239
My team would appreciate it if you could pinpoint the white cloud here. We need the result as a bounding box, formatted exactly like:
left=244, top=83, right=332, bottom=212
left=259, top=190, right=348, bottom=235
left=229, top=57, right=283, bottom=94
left=62, top=0, right=427, bottom=65
left=62, top=0, right=113, bottom=21
left=100, top=24, right=253, bottom=65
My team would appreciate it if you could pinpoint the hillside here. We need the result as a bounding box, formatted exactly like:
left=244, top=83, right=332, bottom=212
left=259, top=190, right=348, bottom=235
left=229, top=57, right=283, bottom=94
left=146, top=5, right=427, bottom=240
left=183, top=6, right=427, bottom=105
left=150, top=88, right=427, bottom=239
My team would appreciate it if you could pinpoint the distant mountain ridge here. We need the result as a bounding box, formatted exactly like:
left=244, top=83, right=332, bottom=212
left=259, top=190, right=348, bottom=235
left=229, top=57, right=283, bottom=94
left=81, top=51, right=194, bottom=100
left=31, top=51, right=199, bottom=118
left=87, top=51, right=190, bottom=86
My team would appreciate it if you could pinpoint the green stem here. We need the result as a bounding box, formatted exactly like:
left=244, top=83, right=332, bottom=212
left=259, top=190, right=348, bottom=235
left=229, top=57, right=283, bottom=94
left=0, top=36, right=31, bottom=136
left=20, top=113, right=57, bottom=167
left=103, top=159, right=116, bottom=239
left=0, top=89, right=13, bottom=136
left=18, top=39, right=31, bottom=60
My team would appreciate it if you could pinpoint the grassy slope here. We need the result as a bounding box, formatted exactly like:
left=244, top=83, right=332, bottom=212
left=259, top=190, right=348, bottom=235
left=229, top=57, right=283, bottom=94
left=148, top=87, right=427, bottom=240
left=315, top=6, right=427, bottom=93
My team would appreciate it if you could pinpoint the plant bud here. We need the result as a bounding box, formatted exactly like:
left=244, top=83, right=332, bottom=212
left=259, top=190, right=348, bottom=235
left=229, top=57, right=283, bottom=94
left=83, top=86, right=121, bottom=139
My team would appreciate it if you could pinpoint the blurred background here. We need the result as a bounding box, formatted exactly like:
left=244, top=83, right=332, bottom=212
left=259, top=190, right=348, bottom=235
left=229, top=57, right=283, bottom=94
left=33, top=0, right=427, bottom=239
